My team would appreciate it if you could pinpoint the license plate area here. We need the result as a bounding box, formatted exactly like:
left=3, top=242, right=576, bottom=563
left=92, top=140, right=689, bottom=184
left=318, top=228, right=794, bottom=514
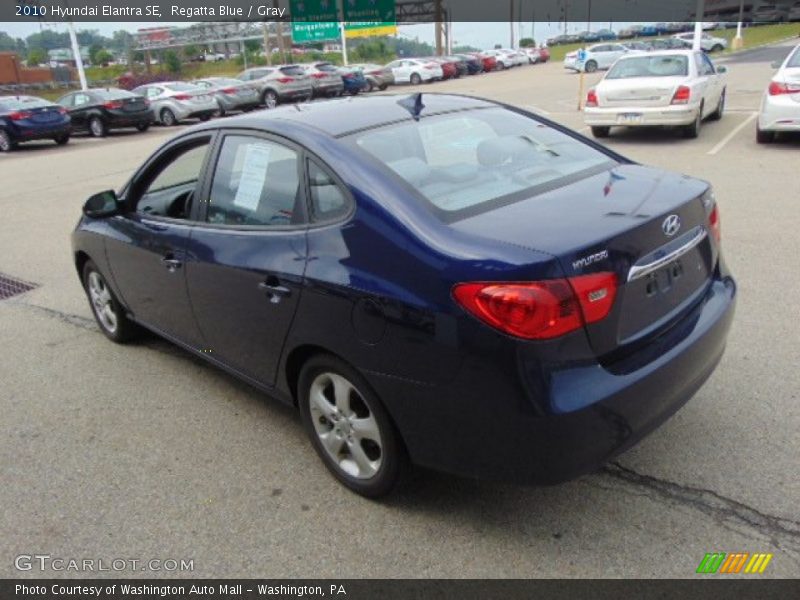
left=618, top=112, right=644, bottom=124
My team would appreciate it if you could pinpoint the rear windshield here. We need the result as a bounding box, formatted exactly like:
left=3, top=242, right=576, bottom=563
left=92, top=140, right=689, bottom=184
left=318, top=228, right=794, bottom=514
left=208, top=77, right=242, bottom=86
left=316, top=63, right=338, bottom=72
left=607, top=55, right=689, bottom=79
left=92, top=89, right=135, bottom=100
left=348, top=107, right=614, bottom=221
left=280, top=66, right=306, bottom=76
left=0, top=96, right=51, bottom=110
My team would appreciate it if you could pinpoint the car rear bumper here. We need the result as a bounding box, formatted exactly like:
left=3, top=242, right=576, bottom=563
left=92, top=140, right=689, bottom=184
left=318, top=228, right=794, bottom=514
left=585, top=104, right=700, bottom=127
left=758, top=96, right=800, bottom=131
left=366, top=275, right=736, bottom=484
left=107, top=111, right=154, bottom=128
left=11, top=121, right=71, bottom=141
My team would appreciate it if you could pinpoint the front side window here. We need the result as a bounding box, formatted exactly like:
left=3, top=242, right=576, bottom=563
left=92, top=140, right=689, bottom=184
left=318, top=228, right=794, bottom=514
left=350, top=108, right=614, bottom=221
left=207, top=135, right=302, bottom=227
left=134, top=140, right=210, bottom=219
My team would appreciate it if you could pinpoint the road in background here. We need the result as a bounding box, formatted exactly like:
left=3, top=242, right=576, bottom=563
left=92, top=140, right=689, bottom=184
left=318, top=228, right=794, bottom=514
left=1, top=41, right=799, bottom=578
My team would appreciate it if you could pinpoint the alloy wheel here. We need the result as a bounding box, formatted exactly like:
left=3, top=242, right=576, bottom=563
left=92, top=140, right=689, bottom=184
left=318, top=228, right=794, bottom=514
left=264, top=92, right=278, bottom=109
left=87, top=271, right=117, bottom=334
left=161, top=109, right=177, bottom=126
left=308, top=372, right=383, bottom=479
left=89, top=117, right=105, bottom=137
left=0, top=130, right=12, bottom=152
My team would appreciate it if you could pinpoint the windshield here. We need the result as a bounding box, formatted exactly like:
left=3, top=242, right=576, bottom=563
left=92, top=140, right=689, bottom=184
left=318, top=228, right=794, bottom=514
left=349, top=107, right=615, bottom=221
left=607, top=55, right=689, bottom=78
left=0, top=96, right=52, bottom=110
left=280, top=66, right=306, bottom=76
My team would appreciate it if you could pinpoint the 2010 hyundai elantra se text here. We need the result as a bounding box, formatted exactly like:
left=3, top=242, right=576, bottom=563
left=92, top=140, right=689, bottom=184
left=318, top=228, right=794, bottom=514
left=71, top=94, right=736, bottom=497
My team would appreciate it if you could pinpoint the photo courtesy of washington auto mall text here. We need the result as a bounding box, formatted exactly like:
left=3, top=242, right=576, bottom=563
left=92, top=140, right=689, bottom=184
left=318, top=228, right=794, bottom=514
left=2, top=0, right=800, bottom=598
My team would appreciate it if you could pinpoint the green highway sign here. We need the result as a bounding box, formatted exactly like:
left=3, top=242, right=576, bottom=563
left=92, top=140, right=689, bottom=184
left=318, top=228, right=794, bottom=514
left=290, top=0, right=339, bottom=43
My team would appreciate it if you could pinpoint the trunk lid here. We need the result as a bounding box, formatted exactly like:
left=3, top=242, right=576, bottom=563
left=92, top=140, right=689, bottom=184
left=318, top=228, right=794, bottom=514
left=123, top=97, right=147, bottom=112
left=29, top=105, right=62, bottom=123
left=597, top=76, right=686, bottom=108
left=450, top=164, right=717, bottom=356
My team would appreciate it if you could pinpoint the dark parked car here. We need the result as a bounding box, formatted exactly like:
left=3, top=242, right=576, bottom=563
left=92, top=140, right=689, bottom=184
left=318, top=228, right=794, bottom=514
left=453, top=54, right=483, bottom=74
left=350, top=63, right=394, bottom=92
left=57, top=88, right=153, bottom=137
left=72, top=94, right=736, bottom=497
left=0, top=95, right=71, bottom=151
left=338, top=67, right=367, bottom=95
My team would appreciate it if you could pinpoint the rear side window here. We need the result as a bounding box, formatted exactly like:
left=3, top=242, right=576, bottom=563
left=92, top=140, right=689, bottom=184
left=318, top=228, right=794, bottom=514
left=789, top=48, right=800, bottom=68
left=280, top=66, right=305, bottom=76
left=350, top=107, right=614, bottom=221
left=208, top=135, right=303, bottom=227
left=307, top=160, right=350, bottom=222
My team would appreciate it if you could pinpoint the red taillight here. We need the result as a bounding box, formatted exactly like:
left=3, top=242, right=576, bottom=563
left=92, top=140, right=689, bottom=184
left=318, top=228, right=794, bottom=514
left=9, top=111, right=32, bottom=121
left=103, top=100, right=123, bottom=109
left=276, top=77, right=294, bottom=83
left=220, top=87, right=237, bottom=94
left=671, top=85, right=691, bottom=105
left=57, top=107, right=67, bottom=115
left=311, top=73, right=326, bottom=79
left=173, top=93, right=192, bottom=101
left=768, top=81, right=800, bottom=95
left=586, top=89, right=598, bottom=108
left=452, top=273, right=617, bottom=340
left=708, top=204, right=721, bottom=244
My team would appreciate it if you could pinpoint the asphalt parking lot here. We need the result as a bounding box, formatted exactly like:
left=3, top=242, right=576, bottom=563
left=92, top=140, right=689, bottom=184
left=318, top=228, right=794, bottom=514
left=2, top=40, right=799, bottom=579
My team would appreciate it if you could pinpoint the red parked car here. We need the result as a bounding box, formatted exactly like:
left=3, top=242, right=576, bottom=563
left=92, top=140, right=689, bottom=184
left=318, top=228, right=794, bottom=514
left=428, top=57, right=458, bottom=79
left=471, top=52, right=498, bottom=72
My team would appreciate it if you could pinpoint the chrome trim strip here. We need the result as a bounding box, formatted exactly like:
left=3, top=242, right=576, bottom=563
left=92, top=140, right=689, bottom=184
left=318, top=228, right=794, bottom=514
left=627, top=226, right=707, bottom=282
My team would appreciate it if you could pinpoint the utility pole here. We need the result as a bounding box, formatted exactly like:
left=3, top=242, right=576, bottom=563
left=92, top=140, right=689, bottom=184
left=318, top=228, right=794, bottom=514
left=67, top=21, right=87, bottom=90
left=693, top=0, right=705, bottom=51
left=509, top=0, right=515, bottom=49
left=733, top=0, right=745, bottom=50
left=434, top=0, right=443, bottom=56
left=262, top=22, right=272, bottom=65
left=336, top=0, right=348, bottom=65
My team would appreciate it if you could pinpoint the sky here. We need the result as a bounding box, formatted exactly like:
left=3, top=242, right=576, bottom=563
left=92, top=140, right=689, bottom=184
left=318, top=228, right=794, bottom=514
left=0, top=20, right=635, bottom=49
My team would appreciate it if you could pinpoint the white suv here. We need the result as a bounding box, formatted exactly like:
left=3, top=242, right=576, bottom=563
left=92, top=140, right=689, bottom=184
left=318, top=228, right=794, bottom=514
left=673, top=33, right=728, bottom=53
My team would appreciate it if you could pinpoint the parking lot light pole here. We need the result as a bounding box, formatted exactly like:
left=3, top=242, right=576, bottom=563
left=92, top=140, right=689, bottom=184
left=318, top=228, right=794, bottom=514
left=733, top=0, right=745, bottom=50
left=67, top=21, right=87, bottom=91
left=693, top=0, right=705, bottom=51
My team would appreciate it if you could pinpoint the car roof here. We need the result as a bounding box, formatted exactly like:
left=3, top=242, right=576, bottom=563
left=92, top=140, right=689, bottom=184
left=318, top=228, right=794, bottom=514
left=194, top=93, right=496, bottom=137
left=618, top=49, right=697, bottom=58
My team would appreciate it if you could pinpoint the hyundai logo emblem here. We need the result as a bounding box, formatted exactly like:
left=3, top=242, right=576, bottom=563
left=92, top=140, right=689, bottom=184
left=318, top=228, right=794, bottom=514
left=662, top=214, right=681, bottom=237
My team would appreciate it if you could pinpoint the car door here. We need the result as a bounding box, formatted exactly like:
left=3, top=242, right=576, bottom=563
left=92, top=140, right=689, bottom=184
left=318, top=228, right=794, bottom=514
left=699, top=52, right=724, bottom=110
left=184, top=131, right=308, bottom=386
left=387, top=60, right=405, bottom=83
left=71, top=92, right=93, bottom=130
left=694, top=52, right=720, bottom=116
left=103, top=132, right=214, bottom=348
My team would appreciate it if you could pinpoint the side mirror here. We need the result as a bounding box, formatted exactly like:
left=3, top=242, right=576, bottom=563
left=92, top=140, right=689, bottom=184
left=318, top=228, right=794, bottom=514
left=716, top=65, right=727, bottom=74
left=83, top=190, right=120, bottom=218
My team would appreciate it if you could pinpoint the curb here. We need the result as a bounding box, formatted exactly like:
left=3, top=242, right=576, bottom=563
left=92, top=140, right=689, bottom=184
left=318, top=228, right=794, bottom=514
left=717, top=34, right=799, bottom=61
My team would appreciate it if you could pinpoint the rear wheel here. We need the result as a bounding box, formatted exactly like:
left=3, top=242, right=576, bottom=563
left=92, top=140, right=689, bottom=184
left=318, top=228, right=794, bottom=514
left=584, top=60, right=598, bottom=73
left=262, top=90, right=278, bottom=109
left=0, top=129, right=15, bottom=152
left=379, top=84, right=388, bottom=91
left=756, top=126, right=775, bottom=144
left=298, top=354, right=408, bottom=498
left=365, top=81, right=375, bottom=93
left=410, top=73, right=422, bottom=85
left=82, top=260, right=139, bottom=343
left=216, top=101, right=226, bottom=118
left=53, top=133, right=70, bottom=145
left=160, top=108, right=177, bottom=126
left=198, top=113, right=212, bottom=122
left=591, top=126, right=610, bottom=138
left=711, top=44, right=724, bottom=52
left=89, top=116, right=107, bottom=137
left=683, top=106, right=703, bottom=138
left=135, top=122, right=150, bottom=132
left=710, top=89, right=725, bottom=121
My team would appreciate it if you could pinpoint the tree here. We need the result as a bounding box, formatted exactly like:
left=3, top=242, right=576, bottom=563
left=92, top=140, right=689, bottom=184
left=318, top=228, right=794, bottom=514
left=27, top=47, right=47, bottom=66
left=0, top=31, right=17, bottom=52
left=163, top=50, right=182, bottom=74
left=89, top=43, right=104, bottom=65
left=519, top=38, right=536, bottom=48
left=94, top=50, right=114, bottom=66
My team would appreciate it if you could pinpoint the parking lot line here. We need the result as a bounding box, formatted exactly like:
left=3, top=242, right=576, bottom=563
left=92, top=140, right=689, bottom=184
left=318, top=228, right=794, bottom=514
left=708, top=112, right=758, bottom=155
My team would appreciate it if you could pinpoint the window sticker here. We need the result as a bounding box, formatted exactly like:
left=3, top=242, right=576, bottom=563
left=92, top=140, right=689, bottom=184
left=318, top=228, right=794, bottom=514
left=233, top=143, right=272, bottom=211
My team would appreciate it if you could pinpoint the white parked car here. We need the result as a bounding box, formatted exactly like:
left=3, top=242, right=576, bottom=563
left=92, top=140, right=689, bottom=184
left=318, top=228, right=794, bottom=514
left=672, top=32, right=727, bottom=53
left=583, top=50, right=728, bottom=139
left=564, top=43, right=630, bottom=73
left=757, top=44, right=800, bottom=143
left=384, top=59, right=443, bottom=85
left=483, top=49, right=516, bottom=69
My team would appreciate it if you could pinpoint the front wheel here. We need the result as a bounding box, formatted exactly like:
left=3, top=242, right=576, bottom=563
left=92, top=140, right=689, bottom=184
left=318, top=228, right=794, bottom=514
left=135, top=122, right=150, bottom=132
left=710, top=90, right=725, bottom=121
left=299, top=354, right=408, bottom=498
left=89, top=116, right=107, bottom=137
left=584, top=60, right=598, bottom=73
left=53, top=133, right=70, bottom=145
left=82, top=260, right=139, bottom=343
left=683, top=108, right=702, bottom=138
left=262, top=90, right=278, bottom=109
left=0, top=129, right=16, bottom=152
left=711, top=44, right=724, bottom=52
left=160, top=108, right=177, bottom=126
left=410, top=73, right=422, bottom=85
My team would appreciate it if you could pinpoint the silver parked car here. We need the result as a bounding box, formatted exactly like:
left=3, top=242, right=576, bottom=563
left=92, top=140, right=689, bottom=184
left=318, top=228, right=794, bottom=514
left=301, top=62, right=345, bottom=97
left=237, top=65, right=313, bottom=109
left=192, top=77, right=260, bottom=116
left=132, top=81, right=218, bottom=126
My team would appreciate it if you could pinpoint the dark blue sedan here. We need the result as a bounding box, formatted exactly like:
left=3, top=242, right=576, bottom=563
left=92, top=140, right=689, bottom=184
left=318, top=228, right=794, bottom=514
left=0, top=95, right=72, bottom=151
left=71, top=94, right=736, bottom=497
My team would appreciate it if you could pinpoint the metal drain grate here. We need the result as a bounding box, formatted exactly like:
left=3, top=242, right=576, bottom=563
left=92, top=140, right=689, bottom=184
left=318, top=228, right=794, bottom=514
left=0, top=272, right=39, bottom=300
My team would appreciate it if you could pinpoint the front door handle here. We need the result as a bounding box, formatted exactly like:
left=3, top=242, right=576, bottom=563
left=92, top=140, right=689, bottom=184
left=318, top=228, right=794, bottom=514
left=258, top=278, right=292, bottom=304
left=162, top=254, right=183, bottom=272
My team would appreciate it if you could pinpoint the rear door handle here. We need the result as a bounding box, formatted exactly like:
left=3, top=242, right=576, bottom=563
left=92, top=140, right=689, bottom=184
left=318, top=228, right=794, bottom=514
left=162, top=254, right=183, bottom=272
left=258, top=278, right=292, bottom=303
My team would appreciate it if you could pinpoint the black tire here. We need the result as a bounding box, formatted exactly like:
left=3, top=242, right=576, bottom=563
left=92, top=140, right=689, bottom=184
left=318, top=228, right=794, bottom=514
left=81, top=260, right=139, bottom=343
left=54, top=133, right=70, bottom=145
left=160, top=108, right=177, bottom=127
left=0, top=129, right=15, bottom=152
left=88, top=116, right=107, bottom=138
left=262, top=90, right=278, bottom=109
left=379, top=84, right=388, bottom=91
left=198, top=113, right=212, bottom=122
left=135, top=122, right=150, bottom=132
left=711, top=44, right=724, bottom=52
left=584, top=60, right=598, bottom=73
left=497, top=62, right=506, bottom=70
left=365, top=81, right=375, bottom=93
left=683, top=106, right=703, bottom=138
left=216, top=101, right=226, bottom=118
left=710, top=90, right=725, bottom=121
left=298, top=354, right=409, bottom=498
left=756, top=126, right=775, bottom=144
left=410, top=73, right=422, bottom=85
left=591, top=126, right=611, bottom=138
